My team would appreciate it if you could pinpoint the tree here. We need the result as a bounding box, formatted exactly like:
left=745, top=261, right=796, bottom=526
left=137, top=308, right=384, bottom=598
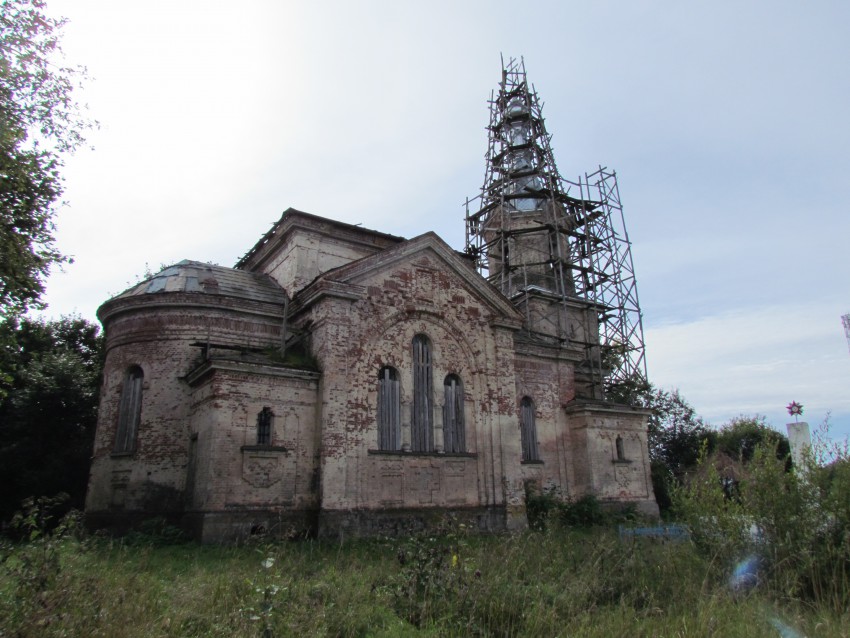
left=673, top=424, right=848, bottom=611
left=643, top=388, right=710, bottom=475
left=0, top=315, right=103, bottom=523
left=645, top=387, right=712, bottom=513
left=715, top=415, right=791, bottom=464
left=1, top=0, right=96, bottom=318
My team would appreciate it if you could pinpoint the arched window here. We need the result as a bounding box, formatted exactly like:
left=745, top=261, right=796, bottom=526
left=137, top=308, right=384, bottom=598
left=257, top=407, right=273, bottom=445
left=520, top=396, right=539, bottom=462
left=411, top=334, right=433, bottom=452
left=378, top=366, right=400, bottom=450
left=114, top=366, right=143, bottom=454
left=615, top=435, right=625, bottom=461
left=443, top=374, right=465, bottom=453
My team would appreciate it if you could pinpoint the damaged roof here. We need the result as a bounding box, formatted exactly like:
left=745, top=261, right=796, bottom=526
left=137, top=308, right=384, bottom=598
left=113, top=260, right=288, bottom=305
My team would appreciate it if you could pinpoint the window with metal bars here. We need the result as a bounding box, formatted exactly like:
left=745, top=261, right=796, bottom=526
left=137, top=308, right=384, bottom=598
left=377, top=367, right=401, bottom=450
left=411, top=334, right=434, bottom=452
left=257, top=407, right=273, bottom=445
left=114, top=366, right=143, bottom=454
left=520, top=396, right=539, bottom=462
left=442, top=374, right=465, bottom=453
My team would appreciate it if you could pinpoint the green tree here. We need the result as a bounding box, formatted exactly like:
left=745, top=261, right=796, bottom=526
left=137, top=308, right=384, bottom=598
left=1, top=0, right=96, bottom=318
left=715, top=415, right=791, bottom=464
left=673, top=426, right=849, bottom=611
left=644, top=387, right=710, bottom=476
left=0, top=316, right=103, bottom=523
left=606, top=376, right=710, bottom=476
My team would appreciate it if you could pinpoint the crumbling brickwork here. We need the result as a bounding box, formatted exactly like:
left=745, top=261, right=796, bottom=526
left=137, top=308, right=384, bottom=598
left=86, top=210, right=657, bottom=542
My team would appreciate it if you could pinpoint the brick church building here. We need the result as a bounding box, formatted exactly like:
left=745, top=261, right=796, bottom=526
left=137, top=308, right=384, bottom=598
left=85, top=61, right=657, bottom=542
left=85, top=208, right=657, bottom=542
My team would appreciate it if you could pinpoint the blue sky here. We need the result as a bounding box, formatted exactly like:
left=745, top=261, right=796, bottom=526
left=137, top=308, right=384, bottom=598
left=42, top=0, right=850, bottom=441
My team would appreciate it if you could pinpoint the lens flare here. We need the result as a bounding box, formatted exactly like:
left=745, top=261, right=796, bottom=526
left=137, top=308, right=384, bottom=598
left=769, top=617, right=805, bottom=638
left=729, top=555, right=760, bottom=592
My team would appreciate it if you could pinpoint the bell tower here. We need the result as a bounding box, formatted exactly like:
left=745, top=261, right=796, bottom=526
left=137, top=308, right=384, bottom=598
left=465, top=56, right=647, bottom=399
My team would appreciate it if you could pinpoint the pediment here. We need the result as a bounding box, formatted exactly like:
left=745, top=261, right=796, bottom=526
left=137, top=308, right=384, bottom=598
left=292, top=232, right=522, bottom=325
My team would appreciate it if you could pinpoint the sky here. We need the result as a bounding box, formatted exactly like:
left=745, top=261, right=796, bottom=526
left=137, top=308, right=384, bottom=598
left=38, top=0, right=850, bottom=442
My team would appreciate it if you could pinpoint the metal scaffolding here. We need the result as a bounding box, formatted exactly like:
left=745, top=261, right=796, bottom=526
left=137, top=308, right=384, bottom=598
left=842, top=314, right=850, bottom=355
left=465, top=56, right=647, bottom=398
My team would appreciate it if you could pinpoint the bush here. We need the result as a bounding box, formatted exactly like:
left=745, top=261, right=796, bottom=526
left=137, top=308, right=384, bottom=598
left=123, top=517, right=188, bottom=547
left=673, top=426, right=850, bottom=612
left=558, top=495, right=609, bottom=527
left=386, top=517, right=475, bottom=629
left=524, top=486, right=634, bottom=530
left=524, top=485, right=560, bottom=530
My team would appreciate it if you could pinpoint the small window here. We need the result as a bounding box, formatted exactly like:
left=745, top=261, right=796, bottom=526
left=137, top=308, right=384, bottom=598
left=615, top=435, right=625, bottom=461
left=378, top=367, right=401, bottom=450
left=114, top=366, right=143, bottom=454
left=443, top=375, right=465, bottom=453
left=257, top=407, right=273, bottom=445
left=411, top=334, right=434, bottom=452
left=520, top=396, right=539, bottom=462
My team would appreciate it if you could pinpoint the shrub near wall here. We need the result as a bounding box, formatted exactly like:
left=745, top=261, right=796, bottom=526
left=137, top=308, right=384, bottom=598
left=674, top=437, right=850, bottom=612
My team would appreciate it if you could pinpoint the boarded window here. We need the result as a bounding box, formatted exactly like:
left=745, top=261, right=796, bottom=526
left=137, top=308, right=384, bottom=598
left=257, top=407, right=273, bottom=445
left=411, top=334, right=433, bottom=452
left=443, top=374, right=465, bottom=453
left=114, top=366, right=143, bottom=454
left=520, top=396, right=539, bottom=462
left=378, top=367, right=401, bottom=450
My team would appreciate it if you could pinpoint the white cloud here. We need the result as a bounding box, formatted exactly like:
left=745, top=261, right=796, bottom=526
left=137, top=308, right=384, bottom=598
left=646, top=300, right=850, bottom=440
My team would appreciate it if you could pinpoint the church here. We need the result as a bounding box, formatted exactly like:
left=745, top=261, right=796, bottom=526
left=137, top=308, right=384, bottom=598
left=85, top=60, right=657, bottom=542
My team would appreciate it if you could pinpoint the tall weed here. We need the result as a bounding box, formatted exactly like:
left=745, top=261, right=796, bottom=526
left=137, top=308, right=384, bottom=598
left=673, top=422, right=850, bottom=612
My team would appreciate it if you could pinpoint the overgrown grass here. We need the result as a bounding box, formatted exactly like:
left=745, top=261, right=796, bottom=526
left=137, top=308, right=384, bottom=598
left=2, top=521, right=847, bottom=637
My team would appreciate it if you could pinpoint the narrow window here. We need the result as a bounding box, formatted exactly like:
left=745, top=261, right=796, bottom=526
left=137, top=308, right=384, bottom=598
left=411, top=334, right=433, bottom=452
left=520, top=396, right=539, bottom=462
left=615, top=435, right=625, bottom=461
left=443, top=374, right=465, bottom=453
left=378, top=367, right=400, bottom=450
left=257, top=407, right=273, bottom=445
left=114, top=366, right=143, bottom=454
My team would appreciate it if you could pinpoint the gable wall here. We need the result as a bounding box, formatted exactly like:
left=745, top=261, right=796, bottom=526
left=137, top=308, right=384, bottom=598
left=301, top=250, right=526, bottom=535
left=255, top=227, right=395, bottom=296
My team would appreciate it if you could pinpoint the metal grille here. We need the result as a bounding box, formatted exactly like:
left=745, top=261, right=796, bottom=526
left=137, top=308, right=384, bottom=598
left=411, top=335, right=434, bottom=452
left=442, top=375, right=465, bottom=453
left=378, top=367, right=400, bottom=450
